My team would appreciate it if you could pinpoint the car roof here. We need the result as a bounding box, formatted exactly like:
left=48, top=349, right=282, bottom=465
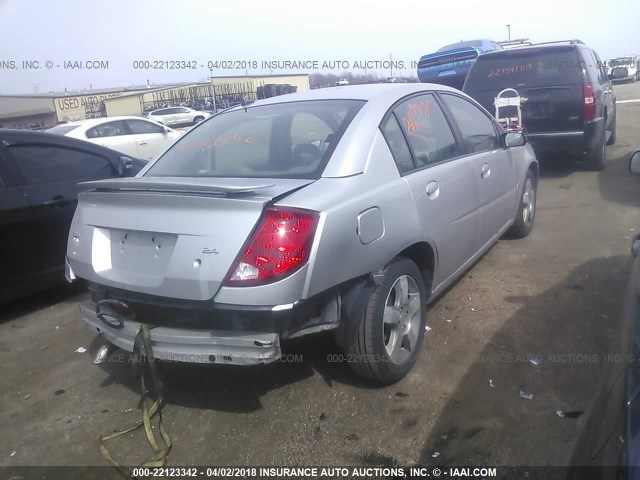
left=231, top=83, right=463, bottom=110
left=476, top=43, right=580, bottom=59
left=0, top=128, right=140, bottom=159
left=58, top=116, right=156, bottom=128
left=149, top=107, right=190, bottom=113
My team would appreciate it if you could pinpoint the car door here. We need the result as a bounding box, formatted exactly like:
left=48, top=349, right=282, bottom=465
left=124, top=119, right=173, bottom=160
left=85, top=120, right=139, bottom=157
left=3, top=140, right=118, bottom=278
left=0, top=141, right=40, bottom=301
left=439, top=93, right=517, bottom=248
left=589, top=49, right=615, bottom=129
left=381, top=93, right=481, bottom=291
left=162, top=108, right=180, bottom=126
left=175, top=107, right=192, bottom=125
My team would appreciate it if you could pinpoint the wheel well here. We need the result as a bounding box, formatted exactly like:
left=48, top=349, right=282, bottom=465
left=398, top=242, right=435, bottom=294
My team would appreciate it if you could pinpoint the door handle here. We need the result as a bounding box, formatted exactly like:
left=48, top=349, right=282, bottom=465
left=426, top=181, right=440, bottom=199
left=481, top=163, right=491, bottom=179
left=138, top=141, right=148, bottom=146
left=43, top=196, right=71, bottom=207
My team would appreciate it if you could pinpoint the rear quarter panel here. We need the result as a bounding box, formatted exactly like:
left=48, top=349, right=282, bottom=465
left=277, top=130, right=433, bottom=299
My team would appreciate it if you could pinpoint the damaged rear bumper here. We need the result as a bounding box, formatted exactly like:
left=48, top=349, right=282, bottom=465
left=81, top=303, right=281, bottom=365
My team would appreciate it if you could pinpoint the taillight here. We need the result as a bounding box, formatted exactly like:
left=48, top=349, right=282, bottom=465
left=224, top=207, right=319, bottom=286
left=583, top=84, right=595, bottom=121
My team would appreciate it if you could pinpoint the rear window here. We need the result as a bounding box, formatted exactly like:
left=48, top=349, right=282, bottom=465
left=145, top=100, right=365, bottom=179
left=46, top=125, right=80, bottom=136
left=465, top=47, right=583, bottom=91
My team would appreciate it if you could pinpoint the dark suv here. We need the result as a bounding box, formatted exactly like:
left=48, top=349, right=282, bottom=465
left=463, top=40, right=616, bottom=170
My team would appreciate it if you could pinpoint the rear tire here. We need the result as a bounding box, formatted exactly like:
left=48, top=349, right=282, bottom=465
left=606, top=110, right=617, bottom=146
left=347, top=258, right=428, bottom=384
left=506, top=169, right=537, bottom=239
left=586, top=133, right=606, bottom=171
left=194, top=116, right=205, bottom=124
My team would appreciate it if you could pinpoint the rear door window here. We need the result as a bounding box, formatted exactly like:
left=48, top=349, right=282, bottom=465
left=465, top=47, right=583, bottom=91
left=125, top=119, right=165, bottom=135
left=86, top=121, right=129, bottom=139
left=6, top=145, right=115, bottom=185
left=391, top=94, right=460, bottom=168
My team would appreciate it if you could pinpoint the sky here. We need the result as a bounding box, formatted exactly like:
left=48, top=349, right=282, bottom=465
left=0, top=0, right=638, bottom=94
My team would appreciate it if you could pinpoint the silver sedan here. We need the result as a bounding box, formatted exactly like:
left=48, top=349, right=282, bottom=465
left=67, top=83, right=538, bottom=383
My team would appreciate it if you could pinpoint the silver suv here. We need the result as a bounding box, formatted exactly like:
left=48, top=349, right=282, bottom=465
left=67, top=84, right=538, bottom=383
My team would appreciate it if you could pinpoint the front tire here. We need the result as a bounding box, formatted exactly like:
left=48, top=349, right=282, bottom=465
left=347, top=258, right=428, bottom=384
left=506, top=169, right=537, bottom=239
left=194, top=116, right=205, bottom=124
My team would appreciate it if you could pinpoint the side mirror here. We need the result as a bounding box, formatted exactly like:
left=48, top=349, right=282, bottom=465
left=503, top=132, right=526, bottom=148
left=163, top=126, right=171, bottom=134
left=117, top=156, right=134, bottom=176
left=630, top=150, right=640, bottom=175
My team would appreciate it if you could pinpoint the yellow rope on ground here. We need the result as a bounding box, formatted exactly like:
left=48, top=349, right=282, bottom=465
left=99, top=324, right=172, bottom=479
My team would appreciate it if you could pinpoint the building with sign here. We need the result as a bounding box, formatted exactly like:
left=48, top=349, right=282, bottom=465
left=0, top=84, right=181, bottom=129
left=0, top=75, right=311, bottom=129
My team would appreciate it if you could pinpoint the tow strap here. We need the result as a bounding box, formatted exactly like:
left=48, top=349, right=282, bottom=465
left=99, top=324, right=172, bottom=478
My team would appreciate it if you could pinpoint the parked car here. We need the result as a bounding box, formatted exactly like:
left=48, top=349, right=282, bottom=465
left=146, top=107, right=211, bottom=127
left=567, top=150, right=640, bottom=478
left=417, top=39, right=503, bottom=89
left=463, top=40, right=616, bottom=170
left=47, top=116, right=182, bottom=160
left=607, top=56, right=640, bottom=83
left=66, top=84, right=538, bottom=384
left=0, top=129, right=146, bottom=304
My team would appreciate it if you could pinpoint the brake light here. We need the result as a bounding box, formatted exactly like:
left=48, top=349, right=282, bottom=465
left=224, top=207, right=319, bottom=286
left=583, top=84, right=595, bottom=121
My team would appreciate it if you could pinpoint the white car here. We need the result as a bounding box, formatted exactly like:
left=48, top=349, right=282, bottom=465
left=47, top=116, right=182, bottom=160
left=146, top=107, right=211, bottom=127
left=607, top=56, right=640, bottom=83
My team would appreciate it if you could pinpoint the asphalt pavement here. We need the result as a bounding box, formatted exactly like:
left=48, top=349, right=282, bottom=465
left=2, top=82, right=640, bottom=468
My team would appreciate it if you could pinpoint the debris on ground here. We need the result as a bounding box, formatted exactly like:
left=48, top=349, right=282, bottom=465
left=519, top=390, right=534, bottom=400
left=10, top=451, right=16, bottom=457
left=39, top=345, right=49, bottom=350
left=395, top=392, right=409, bottom=398
left=425, top=325, right=432, bottom=331
left=54, top=389, right=65, bottom=396
left=556, top=410, right=584, bottom=419
left=445, top=319, right=452, bottom=323
left=432, top=452, right=440, bottom=458
left=530, top=357, right=541, bottom=366
left=23, top=394, right=30, bottom=400
left=123, top=408, right=133, bottom=413
left=489, top=379, right=495, bottom=388
left=319, top=413, right=327, bottom=421
left=75, top=347, right=87, bottom=353
left=471, top=308, right=480, bottom=312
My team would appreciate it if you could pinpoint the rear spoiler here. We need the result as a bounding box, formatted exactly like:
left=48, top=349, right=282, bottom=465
left=80, top=177, right=275, bottom=195
left=418, top=47, right=479, bottom=67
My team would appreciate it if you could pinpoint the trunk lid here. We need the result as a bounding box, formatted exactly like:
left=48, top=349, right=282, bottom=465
left=66, top=177, right=314, bottom=301
left=418, top=47, right=480, bottom=69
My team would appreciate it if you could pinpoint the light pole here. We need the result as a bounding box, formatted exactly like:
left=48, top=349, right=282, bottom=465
left=506, top=24, right=511, bottom=42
